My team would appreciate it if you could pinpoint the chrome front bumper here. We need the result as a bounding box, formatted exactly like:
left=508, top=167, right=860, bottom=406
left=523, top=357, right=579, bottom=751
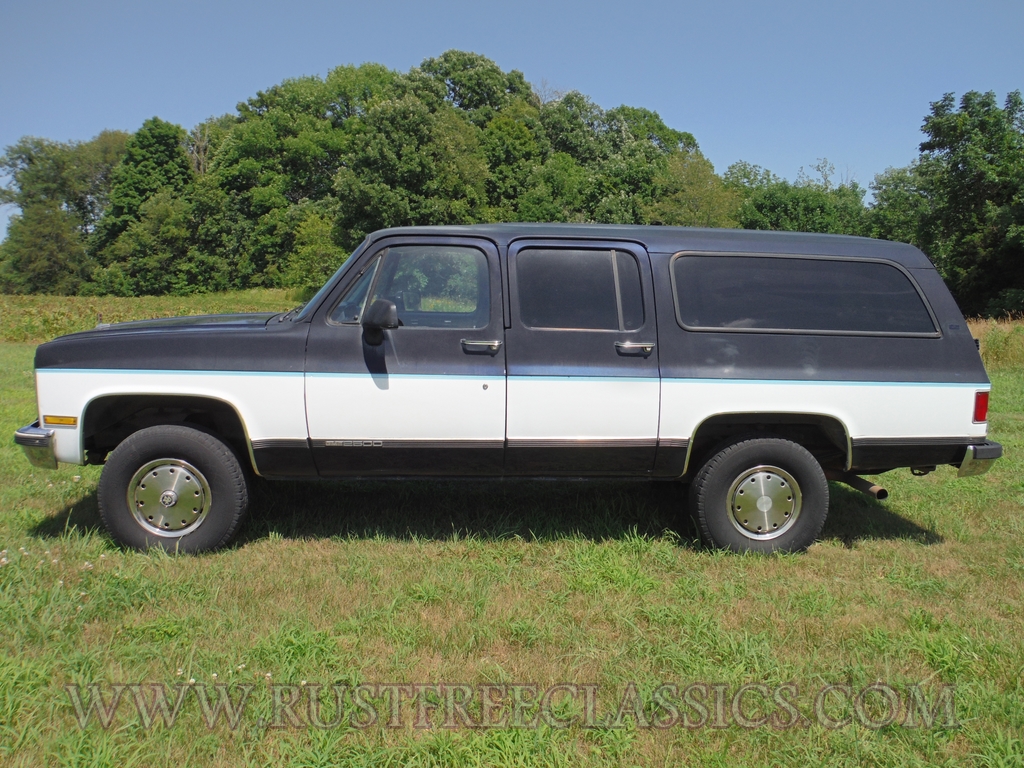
left=957, top=440, right=1003, bottom=478
left=14, top=422, right=57, bottom=470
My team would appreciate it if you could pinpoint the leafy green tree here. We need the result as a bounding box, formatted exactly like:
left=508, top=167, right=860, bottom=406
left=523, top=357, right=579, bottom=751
left=211, top=64, right=409, bottom=285
left=85, top=118, right=222, bottom=296
left=183, top=173, right=236, bottom=287
left=72, top=132, right=133, bottom=231
left=91, top=118, right=194, bottom=256
left=865, top=162, right=931, bottom=245
left=517, top=153, right=591, bottom=222
left=738, top=181, right=867, bottom=234
left=0, top=131, right=129, bottom=293
left=737, top=159, right=867, bottom=235
left=90, top=190, right=190, bottom=296
left=527, top=95, right=688, bottom=224
left=1, top=131, right=129, bottom=233
left=1, top=137, right=69, bottom=209
left=480, top=102, right=547, bottom=219
left=540, top=91, right=610, bottom=166
left=645, top=152, right=740, bottom=227
left=0, top=203, right=89, bottom=294
left=320, top=63, right=408, bottom=122
left=865, top=91, right=1024, bottom=314
left=605, top=106, right=697, bottom=153
left=724, top=161, right=782, bottom=198
left=589, top=129, right=664, bottom=223
left=186, top=115, right=237, bottom=176
left=333, top=96, right=489, bottom=248
left=283, top=208, right=348, bottom=295
left=914, top=91, right=1024, bottom=314
left=420, top=50, right=533, bottom=125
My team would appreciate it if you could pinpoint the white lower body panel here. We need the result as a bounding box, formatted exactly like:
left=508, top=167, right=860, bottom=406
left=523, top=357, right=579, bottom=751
left=659, top=378, right=987, bottom=443
left=507, top=376, right=661, bottom=443
left=35, top=369, right=307, bottom=465
left=305, top=373, right=506, bottom=442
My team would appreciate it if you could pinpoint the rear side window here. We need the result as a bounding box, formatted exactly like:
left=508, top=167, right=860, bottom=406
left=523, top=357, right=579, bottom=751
left=671, top=254, right=938, bottom=335
left=516, top=249, right=643, bottom=330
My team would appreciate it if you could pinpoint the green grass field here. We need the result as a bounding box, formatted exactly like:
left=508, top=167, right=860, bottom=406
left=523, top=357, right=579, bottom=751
left=1, top=294, right=1022, bottom=766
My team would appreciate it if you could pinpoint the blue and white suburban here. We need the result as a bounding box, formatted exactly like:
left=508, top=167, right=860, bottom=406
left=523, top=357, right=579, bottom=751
left=15, top=224, right=1002, bottom=553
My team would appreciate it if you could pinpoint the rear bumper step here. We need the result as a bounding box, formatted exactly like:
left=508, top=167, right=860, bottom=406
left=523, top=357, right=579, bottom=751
left=957, top=440, right=1002, bottom=478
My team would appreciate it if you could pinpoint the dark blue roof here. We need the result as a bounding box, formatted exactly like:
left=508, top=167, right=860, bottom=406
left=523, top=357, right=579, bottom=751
left=367, top=224, right=933, bottom=269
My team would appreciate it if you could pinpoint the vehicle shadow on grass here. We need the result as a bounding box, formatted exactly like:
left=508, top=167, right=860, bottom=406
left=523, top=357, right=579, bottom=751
left=26, top=478, right=702, bottom=547
left=238, top=478, right=702, bottom=547
left=239, top=477, right=942, bottom=549
left=822, top=483, right=943, bottom=546
left=30, top=478, right=942, bottom=549
left=30, top=490, right=106, bottom=539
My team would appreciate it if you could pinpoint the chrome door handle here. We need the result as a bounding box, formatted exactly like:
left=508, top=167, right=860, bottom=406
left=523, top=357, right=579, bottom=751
left=461, top=339, right=503, bottom=354
left=615, top=341, right=655, bottom=355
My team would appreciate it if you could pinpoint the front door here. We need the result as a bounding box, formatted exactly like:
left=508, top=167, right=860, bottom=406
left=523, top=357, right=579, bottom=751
left=305, top=237, right=506, bottom=475
left=504, top=240, right=661, bottom=475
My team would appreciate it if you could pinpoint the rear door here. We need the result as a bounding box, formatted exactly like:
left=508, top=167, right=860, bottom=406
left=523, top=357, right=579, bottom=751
left=305, top=236, right=506, bottom=475
left=504, top=240, right=660, bottom=475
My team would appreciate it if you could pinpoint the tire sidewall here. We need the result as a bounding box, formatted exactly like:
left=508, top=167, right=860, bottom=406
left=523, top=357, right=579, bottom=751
left=692, top=438, right=828, bottom=554
left=98, top=425, right=247, bottom=553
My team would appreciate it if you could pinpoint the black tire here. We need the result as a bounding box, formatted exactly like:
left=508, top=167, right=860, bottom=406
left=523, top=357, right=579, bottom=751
left=689, top=437, right=828, bottom=553
left=97, top=425, right=249, bottom=553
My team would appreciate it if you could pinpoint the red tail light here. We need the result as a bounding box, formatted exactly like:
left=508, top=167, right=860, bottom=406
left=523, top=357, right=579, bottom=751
left=973, top=391, right=990, bottom=423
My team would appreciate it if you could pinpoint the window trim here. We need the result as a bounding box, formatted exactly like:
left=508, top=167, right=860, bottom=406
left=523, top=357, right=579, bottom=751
left=668, top=251, right=942, bottom=338
left=326, top=249, right=385, bottom=326
left=513, top=245, right=647, bottom=333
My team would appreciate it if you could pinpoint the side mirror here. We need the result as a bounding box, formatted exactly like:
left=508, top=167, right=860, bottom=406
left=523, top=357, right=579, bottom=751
left=361, top=299, right=399, bottom=346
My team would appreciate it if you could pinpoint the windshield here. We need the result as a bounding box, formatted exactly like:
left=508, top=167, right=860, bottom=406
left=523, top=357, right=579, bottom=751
left=293, top=238, right=370, bottom=322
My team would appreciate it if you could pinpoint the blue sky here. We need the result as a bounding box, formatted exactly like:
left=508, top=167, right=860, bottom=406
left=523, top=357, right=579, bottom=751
left=1, top=0, right=1022, bottom=236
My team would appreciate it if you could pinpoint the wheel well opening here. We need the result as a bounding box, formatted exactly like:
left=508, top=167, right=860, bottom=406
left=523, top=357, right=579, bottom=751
left=82, top=395, right=251, bottom=470
left=685, top=413, right=849, bottom=477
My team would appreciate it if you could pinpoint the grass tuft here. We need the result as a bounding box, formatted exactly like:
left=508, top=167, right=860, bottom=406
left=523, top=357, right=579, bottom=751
left=969, top=318, right=1024, bottom=370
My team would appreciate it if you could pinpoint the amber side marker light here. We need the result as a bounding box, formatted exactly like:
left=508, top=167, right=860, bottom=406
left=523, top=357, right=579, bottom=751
left=42, top=415, right=77, bottom=427
left=973, top=391, right=990, bottom=424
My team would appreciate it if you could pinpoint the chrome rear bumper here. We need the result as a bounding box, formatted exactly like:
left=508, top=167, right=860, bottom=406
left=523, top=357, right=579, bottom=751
left=14, top=422, right=57, bottom=470
left=957, top=440, right=1002, bottom=478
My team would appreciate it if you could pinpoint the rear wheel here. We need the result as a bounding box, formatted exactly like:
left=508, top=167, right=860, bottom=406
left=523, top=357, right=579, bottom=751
left=98, top=425, right=249, bottom=553
left=690, top=437, right=828, bottom=553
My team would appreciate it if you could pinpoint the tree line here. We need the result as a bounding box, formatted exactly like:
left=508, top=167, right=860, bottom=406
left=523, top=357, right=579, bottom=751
left=1, top=51, right=1021, bottom=316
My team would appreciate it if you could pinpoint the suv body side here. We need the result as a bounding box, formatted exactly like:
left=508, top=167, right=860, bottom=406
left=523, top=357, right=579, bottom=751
left=25, top=224, right=994, bottom=481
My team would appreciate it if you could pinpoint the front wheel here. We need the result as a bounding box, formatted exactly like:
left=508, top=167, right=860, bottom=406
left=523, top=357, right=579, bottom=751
left=690, top=437, right=828, bottom=553
left=97, top=425, right=249, bottom=553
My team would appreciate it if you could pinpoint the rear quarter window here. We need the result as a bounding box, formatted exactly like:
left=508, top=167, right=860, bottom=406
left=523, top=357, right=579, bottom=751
left=671, top=254, right=939, bottom=336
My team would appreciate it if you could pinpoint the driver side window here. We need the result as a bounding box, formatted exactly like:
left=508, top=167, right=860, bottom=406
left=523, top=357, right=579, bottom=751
left=330, top=245, right=489, bottom=329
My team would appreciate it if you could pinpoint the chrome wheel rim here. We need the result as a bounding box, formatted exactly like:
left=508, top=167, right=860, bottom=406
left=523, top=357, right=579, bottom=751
left=128, top=459, right=211, bottom=538
left=727, top=465, right=802, bottom=540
